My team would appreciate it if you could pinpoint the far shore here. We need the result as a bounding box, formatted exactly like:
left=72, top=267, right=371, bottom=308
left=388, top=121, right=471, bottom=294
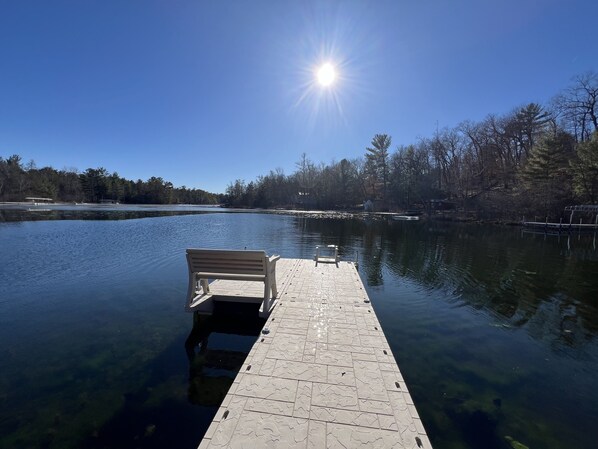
left=0, top=201, right=529, bottom=226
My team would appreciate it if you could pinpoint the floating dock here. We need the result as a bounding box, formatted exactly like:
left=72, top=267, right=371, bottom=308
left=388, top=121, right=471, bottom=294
left=522, top=221, right=598, bottom=231
left=197, top=258, right=431, bottom=449
left=523, top=205, right=598, bottom=232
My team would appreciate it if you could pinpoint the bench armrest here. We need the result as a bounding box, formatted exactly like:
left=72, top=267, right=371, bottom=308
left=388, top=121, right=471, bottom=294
left=269, top=255, right=281, bottom=263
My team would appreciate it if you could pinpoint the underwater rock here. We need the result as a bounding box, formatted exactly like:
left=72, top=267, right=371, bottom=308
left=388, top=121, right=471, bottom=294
left=505, top=435, right=530, bottom=449
left=144, top=424, right=156, bottom=437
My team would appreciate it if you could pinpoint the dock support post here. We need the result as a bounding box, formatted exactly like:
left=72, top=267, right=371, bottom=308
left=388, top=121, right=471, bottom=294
left=262, top=283, right=271, bottom=318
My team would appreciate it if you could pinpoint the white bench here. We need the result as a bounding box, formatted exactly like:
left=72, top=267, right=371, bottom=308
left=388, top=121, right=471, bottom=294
left=185, top=248, right=280, bottom=317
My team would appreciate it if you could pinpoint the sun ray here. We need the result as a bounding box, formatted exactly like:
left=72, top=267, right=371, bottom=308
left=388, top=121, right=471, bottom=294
left=279, top=5, right=378, bottom=135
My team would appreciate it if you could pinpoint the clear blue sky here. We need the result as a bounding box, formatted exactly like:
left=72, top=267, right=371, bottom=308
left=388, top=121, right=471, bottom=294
left=1, top=0, right=596, bottom=193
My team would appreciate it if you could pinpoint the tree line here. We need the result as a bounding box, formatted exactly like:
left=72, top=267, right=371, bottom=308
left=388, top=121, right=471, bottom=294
left=0, top=160, right=221, bottom=205
left=224, top=72, right=598, bottom=220
left=2, top=72, right=597, bottom=217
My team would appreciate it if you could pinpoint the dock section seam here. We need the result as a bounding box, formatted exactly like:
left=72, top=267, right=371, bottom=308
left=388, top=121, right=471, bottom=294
left=198, top=258, right=432, bottom=449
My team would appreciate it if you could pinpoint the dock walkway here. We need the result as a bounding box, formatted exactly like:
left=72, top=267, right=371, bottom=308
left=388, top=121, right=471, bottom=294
left=198, top=258, right=431, bottom=449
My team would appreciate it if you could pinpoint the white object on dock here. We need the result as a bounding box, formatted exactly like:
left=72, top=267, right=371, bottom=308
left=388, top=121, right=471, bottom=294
left=185, top=248, right=280, bottom=318
left=314, top=244, right=339, bottom=265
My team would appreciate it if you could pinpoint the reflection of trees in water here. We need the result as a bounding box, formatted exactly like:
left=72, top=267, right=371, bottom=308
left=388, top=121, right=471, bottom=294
left=389, top=224, right=598, bottom=346
left=297, top=218, right=598, bottom=345
left=295, top=218, right=597, bottom=449
left=0, top=209, right=212, bottom=222
left=295, top=217, right=385, bottom=286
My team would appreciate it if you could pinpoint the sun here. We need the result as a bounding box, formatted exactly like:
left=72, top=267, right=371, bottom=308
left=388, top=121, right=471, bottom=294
left=316, top=63, right=336, bottom=87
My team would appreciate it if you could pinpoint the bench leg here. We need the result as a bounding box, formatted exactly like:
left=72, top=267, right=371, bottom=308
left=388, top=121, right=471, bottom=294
left=200, top=278, right=210, bottom=294
left=263, top=281, right=271, bottom=314
left=268, top=267, right=278, bottom=299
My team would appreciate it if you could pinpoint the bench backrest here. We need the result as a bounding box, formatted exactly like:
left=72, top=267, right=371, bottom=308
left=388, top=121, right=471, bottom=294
left=186, top=249, right=268, bottom=275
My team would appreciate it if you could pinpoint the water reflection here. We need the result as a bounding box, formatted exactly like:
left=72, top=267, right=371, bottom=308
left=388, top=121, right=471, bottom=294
left=185, top=304, right=263, bottom=407
left=295, top=218, right=598, bottom=449
left=1, top=211, right=597, bottom=449
left=522, top=228, right=598, bottom=259
left=0, top=207, right=214, bottom=222
left=297, top=218, right=598, bottom=346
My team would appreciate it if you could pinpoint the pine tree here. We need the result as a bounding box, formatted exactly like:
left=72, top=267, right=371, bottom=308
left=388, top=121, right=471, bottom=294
left=365, top=134, right=391, bottom=207
left=522, top=131, right=575, bottom=212
left=571, top=132, right=598, bottom=203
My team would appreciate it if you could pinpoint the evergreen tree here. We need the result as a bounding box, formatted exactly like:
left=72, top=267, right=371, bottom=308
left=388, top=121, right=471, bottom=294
left=513, top=103, right=553, bottom=159
left=365, top=134, right=391, bottom=207
left=571, top=132, right=598, bottom=203
left=522, top=131, right=576, bottom=213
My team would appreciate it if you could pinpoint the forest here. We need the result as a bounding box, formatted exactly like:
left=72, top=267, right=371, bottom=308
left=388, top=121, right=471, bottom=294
left=1, top=72, right=597, bottom=219
left=0, top=161, right=221, bottom=205
left=224, top=72, right=598, bottom=220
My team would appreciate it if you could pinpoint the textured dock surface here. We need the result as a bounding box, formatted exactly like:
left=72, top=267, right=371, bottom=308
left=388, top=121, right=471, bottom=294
left=198, top=259, right=431, bottom=449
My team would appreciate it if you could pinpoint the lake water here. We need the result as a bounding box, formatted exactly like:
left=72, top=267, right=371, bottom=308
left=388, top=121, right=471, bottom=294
left=1, top=207, right=597, bottom=449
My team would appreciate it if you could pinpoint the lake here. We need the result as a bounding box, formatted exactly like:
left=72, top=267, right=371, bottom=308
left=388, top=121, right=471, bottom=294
left=1, top=207, right=597, bottom=449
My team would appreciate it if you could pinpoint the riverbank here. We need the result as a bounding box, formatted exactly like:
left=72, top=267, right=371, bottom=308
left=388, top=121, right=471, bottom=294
left=262, top=208, right=526, bottom=225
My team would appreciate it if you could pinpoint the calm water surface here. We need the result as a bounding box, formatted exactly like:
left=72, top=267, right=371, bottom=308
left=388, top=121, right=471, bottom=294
left=1, top=208, right=597, bottom=449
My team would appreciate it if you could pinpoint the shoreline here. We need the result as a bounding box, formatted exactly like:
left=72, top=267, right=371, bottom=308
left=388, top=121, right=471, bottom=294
left=0, top=202, right=527, bottom=226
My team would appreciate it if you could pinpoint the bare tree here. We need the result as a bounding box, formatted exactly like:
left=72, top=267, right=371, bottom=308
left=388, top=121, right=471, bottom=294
left=553, top=71, right=598, bottom=142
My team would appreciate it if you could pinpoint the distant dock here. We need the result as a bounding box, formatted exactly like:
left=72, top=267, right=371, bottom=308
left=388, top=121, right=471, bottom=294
left=196, top=258, right=432, bottom=449
left=523, top=205, right=598, bottom=233
left=522, top=221, right=598, bottom=232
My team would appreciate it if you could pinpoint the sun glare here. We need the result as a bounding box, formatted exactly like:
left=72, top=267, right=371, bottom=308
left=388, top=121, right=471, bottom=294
left=316, top=63, right=336, bottom=87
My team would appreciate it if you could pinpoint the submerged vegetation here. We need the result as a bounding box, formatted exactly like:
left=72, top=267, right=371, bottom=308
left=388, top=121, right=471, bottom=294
left=1, top=211, right=596, bottom=448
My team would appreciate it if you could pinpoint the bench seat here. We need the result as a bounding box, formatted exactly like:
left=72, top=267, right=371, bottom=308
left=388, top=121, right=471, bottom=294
left=185, top=248, right=280, bottom=318
left=195, top=272, right=266, bottom=281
